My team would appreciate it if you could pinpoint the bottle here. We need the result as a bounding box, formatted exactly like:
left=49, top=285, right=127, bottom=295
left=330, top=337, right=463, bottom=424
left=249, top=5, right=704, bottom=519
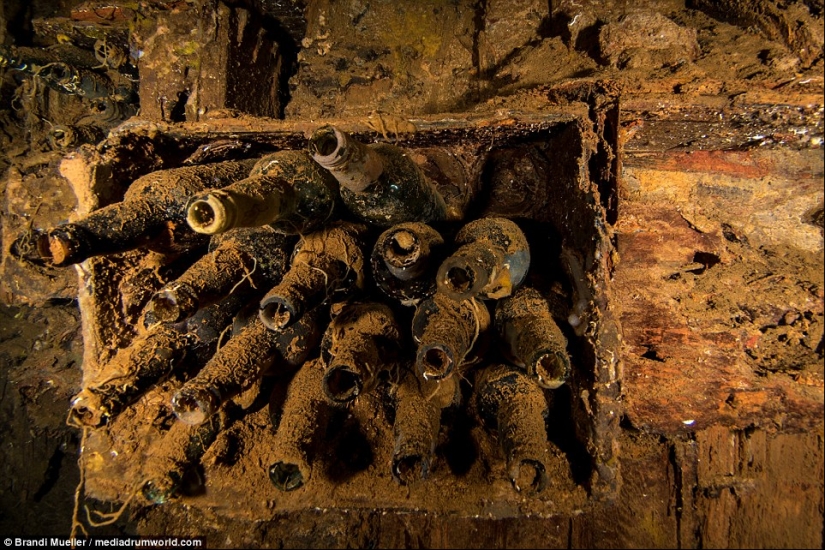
left=391, top=367, right=460, bottom=485
left=308, top=125, right=459, bottom=226
left=147, top=227, right=292, bottom=324
left=473, top=363, right=550, bottom=494
left=141, top=411, right=224, bottom=504
left=411, top=292, right=490, bottom=381
left=370, top=222, right=445, bottom=306
left=495, top=287, right=572, bottom=389
left=320, top=301, right=401, bottom=404
left=259, top=222, right=366, bottom=331
left=268, top=358, right=335, bottom=492
left=172, top=306, right=325, bottom=425
left=436, top=217, right=530, bottom=302
left=67, top=291, right=250, bottom=428
left=184, top=150, right=339, bottom=235
left=38, top=160, right=256, bottom=267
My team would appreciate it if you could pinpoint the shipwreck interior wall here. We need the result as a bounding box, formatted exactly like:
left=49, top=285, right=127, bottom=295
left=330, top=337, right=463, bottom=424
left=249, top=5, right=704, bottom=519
left=0, top=0, right=822, bottom=548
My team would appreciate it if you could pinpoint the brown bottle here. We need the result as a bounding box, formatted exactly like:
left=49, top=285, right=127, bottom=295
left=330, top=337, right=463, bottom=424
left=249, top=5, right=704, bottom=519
left=259, top=222, right=367, bottom=331
left=309, top=125, right=462, bottom=226
left=320, top=301, right=401, bottom=404
left=172, top=306, right=325, bottom=425
left=147, top=226, right=292, bottom=324
left=437, top=217, right=530, bottom=302
left=185, top=150, right=339, bottom=235
left=411, top=292, right=491, bottom=381
left=141, top=412, right=224, bottom=504
left=67, top=290, right=250, bottom=428
left=268, top=358, right=335, bottom=491
left=473, top=363, right=550, bottom=494
left=391, top=367, right=460, bottom=485
left=495, top=287, right=572, bottom=389
left=371, top=222, right=445, bottom=306
left=38, top=160, right=255, bottom=266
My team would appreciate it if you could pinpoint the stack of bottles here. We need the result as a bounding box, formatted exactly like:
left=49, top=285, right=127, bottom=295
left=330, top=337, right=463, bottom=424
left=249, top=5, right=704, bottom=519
left=29, top=125, right=577, bottom=503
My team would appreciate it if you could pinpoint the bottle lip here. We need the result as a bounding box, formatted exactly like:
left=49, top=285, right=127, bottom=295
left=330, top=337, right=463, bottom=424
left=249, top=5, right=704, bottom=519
left=172, top=386, right=218, bottom=425
left=322, top=364, right=363, bottom=404
left=269, top=461, right=305, bottom=491
left=186, top=192, right=232, bottom=235
left=436, top=254, right=490, bottom=302
left=308, top=125, right=347, bottom=169
left=259, top=295, right=300, bottom=331
left=42, top=224, right=84, bottom=266
left=150, top=283, right=199, bottom=324
left=392, top=453, right=430, bottom=486
left=416, top=344, right=455, bottom=381
left=530, top=350, right=570, bottom=389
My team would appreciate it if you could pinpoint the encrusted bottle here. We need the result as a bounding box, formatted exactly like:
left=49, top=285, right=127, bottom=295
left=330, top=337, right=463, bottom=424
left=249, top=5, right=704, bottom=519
left=185, top=150, right=339, bottom=235
left=38, top=160, right=255, bottom=267
left=67, top=291, right=249, bottom=428
left=473, top=363, right=550, bottom=494
left=371, top=222, right=445, bottom=306
left=259, top=222, right=366, bottom=331
left=309, top=125, right=464, bottom=226
left=147, top=227, right=292, bottom=324
left=320, top=301, right=401, bottom=404
left=172, top=306, right=325, bottom=425
left=268, top=358, right=335, bottom=491
left=411, top=292, right=491, bottom=381
left=437, top=217, right=530, bottom=301
left=495, top=287, right=572, bottom=389
left=141, top=412, right=224, bottom=504
left=391, top=367, right=460, bottom=485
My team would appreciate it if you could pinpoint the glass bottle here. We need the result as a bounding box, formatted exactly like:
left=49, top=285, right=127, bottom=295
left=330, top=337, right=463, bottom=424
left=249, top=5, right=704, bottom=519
left=436, top=217, right=530, bottom=301
left=268, top=358, right=335, bottom=492
left=38, top=160, right=255, bottom=267
left=473, top=363, right=550, bottom=494
left=411, top=292, right=491, bottom=381
left=172, top=306, right=325, bottom=426
left=147, top=226, right=292, bottom=323
left=391, top=367, right=460, bottom=485
left=308, top=125, right=457, bottom=226
left=495, top=287, right=572, bottom=389
left=320, top=301, right=401, bottom=404
left=370, top=222, right=445, bottom=306
left=259, top=222, right=366, bottom=331
left=67, top=291, right=249, bottom=428
left=185, top=150, right=339, bottom=235
left=141, top=412, right=224, bottom=504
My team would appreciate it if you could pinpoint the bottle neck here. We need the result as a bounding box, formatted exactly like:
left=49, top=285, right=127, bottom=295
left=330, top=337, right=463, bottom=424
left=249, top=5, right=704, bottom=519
left=309, top=126, right=384, bottom=193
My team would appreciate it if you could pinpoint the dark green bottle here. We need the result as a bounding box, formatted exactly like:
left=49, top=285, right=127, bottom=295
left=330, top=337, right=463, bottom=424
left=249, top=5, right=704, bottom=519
left=308, top=125, right=454, bottom=226
left=473, top=363, right=551, bottom=494
left=38, top=160, right=256, bottom=266
left=147, top=227, right=292, bottom=324
left=437, top=217, right=530, bottom=301
left=411, top=292, right=490, bottom=381
left=495, top=287, right=572, bottom=389
left=172, top=306, right=325, bottom=426
left=371, top=222, right=446, bottom=306
left=259, top=222, right=367, bottom=331
left=320, top=301, right=401, bottom=404
left=185, top=150, right=339, bottom=235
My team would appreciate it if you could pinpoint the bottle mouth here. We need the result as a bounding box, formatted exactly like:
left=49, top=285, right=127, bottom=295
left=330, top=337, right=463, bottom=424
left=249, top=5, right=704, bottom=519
left=322, top=365, right=363, bottom=404
left=67, top=391, right=106, bottom=428
left=42, top=227, right=80, bottom=266
left=141, top=474, right=181, bottom=505
left=308, top=125, right=345, bottom=167
left=380, top=229, right=424, bottom=281
left=172, top=387, right=216, bottom=425
left=437, top=258, right=488, bottom=302
left=392, top=454, right=429, bottom=486
left=186, top=193, right=230, bottom=235
left=269, top=461, right=305, bottom=491
left=150, top=285, right=198, bottom=324
left=259, top=296, right=299, bottom=331
left=509, top=458, right=547, bottom=494
left=532, top=350, right=571, bottom=389
left=416, top=344, right=455, bottom=381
